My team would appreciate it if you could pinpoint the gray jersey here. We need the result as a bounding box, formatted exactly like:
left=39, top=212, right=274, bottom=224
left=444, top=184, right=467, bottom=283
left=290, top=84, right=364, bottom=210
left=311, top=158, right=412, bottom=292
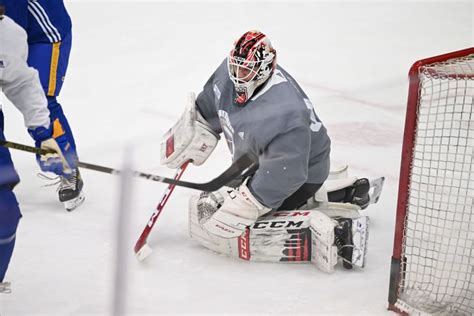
left=196, top=59, right=331, bottom=208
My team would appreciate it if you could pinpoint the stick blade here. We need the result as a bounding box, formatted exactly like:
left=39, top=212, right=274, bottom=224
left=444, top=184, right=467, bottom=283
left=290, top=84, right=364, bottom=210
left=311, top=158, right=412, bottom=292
left=135, top=243, right=153, bottom=261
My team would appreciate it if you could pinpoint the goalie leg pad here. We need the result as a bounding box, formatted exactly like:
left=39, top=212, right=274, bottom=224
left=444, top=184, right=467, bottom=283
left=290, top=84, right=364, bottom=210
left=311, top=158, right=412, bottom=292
left=200, top=180, right=271, bottom=239
left=333, top=215, right=370, bottom=269
left=326, top=178, right=370, bottom=209
left=309, top=211, right=338, bottom=273
left=189, top=197, right=315, bottom=262
left=189, top=195, right=236, bottom=256
left=202, top=210, right=255, bottom=239
left=318, top=202, right=361, bottom=218
left=350, top=215, right=369, bottom=268
left=189, top=198, right=370, bottom=271
left=304, top=177, right=385, bottom=211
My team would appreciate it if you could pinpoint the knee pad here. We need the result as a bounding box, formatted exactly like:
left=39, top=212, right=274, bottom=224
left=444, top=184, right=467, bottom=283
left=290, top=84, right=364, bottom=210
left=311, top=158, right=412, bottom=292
left=0, top=187, right=21, bottom=238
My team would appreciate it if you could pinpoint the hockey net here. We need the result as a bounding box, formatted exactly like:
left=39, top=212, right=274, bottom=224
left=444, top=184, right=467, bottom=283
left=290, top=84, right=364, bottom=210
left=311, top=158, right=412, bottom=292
left=388, top=48, right=474, bottom=315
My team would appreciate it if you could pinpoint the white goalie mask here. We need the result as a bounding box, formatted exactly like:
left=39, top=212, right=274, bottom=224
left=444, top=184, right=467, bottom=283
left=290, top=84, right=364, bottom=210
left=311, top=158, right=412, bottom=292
left=227, top=30, right=277, bottom=105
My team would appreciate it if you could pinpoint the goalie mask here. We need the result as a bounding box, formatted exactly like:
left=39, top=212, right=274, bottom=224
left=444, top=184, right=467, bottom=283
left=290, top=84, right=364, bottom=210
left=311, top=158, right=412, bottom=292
left=227, top=30, right=277, bottom=105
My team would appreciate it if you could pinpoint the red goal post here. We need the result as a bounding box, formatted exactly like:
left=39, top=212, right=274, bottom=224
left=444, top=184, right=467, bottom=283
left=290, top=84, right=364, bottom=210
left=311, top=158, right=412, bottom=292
left=388, top=47, right=474, bottom=315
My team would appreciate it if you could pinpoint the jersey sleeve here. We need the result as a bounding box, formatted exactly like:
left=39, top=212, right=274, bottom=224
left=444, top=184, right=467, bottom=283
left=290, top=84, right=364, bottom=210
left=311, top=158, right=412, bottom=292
left=248, top=123, right=312, bottom=209
left=195, top=67, right=223, bottom=134
left=0, top=17, right=50, bottom=129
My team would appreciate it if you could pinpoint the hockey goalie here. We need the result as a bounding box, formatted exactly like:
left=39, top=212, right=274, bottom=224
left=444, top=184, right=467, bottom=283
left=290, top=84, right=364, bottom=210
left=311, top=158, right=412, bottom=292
left=160, top=30, right=384, bottom=272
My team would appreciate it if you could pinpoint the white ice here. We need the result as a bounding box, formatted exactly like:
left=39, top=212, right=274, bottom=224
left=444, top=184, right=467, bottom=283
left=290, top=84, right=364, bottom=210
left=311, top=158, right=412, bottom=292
left=0, top=1, right=472, bottom=315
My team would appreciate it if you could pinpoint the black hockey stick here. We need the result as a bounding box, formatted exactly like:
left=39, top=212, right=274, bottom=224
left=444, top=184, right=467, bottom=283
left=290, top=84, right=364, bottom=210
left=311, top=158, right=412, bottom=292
left=0, top=140, right=258, bottom=191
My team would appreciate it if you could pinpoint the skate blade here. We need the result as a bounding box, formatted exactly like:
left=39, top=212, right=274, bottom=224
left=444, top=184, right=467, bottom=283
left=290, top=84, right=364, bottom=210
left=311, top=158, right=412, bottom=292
left=64, top=190, right=85, bottom=212
left=135, top=243, right=153, bottom=261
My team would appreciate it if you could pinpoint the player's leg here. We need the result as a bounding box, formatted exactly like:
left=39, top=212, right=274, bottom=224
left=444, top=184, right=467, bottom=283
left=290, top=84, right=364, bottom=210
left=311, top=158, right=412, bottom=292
left=0, top=112, right=20, bottom=188
left=28, top=35, right=76, bottom=152
left=0, top=113, right=22, bottom=292
left=0, top=186, right=21, bottom=286
left=27, top=35, right=84, bottom=211
left=277, top=183, right=323, bottom=211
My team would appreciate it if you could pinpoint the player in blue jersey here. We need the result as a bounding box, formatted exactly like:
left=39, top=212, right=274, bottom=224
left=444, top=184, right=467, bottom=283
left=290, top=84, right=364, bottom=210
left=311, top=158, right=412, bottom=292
left=0, top=0, right=84, bottom=211
left=0, top=7, right=75, bottom=292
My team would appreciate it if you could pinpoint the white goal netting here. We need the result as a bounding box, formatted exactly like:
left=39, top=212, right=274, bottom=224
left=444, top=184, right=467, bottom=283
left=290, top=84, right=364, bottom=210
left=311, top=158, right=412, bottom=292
left=395, top=53, right=474, bottom=315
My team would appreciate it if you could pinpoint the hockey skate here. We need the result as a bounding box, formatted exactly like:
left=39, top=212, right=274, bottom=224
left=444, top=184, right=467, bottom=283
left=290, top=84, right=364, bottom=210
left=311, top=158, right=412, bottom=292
left=0, top=282, right=11, bottom=294
left=334, top=216, right=369, bottom=269
left=59, top=169, right=85, bottom=211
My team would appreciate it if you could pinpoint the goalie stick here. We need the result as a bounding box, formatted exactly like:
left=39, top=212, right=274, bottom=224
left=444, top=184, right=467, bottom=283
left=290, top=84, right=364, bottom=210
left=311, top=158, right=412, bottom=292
left=134, top=161, right=189, bottom=261
left=0, top=140, right=257, bottom=191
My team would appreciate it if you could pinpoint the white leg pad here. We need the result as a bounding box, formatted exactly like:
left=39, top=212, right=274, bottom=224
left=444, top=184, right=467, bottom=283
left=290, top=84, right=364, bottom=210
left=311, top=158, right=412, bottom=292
left=309, top=211, right=338, bottom=273
left=202, top=208, right=255, bottom=239
left=189, top=196, right=235, bottom=255
left=324, top=176, right=358, bottom=193
left=350, top=216, right=370, bottom=268
left=318, top=202, right=361, bottom=218
left=328, top=164, right=348, bottom=180
left=189, top=197, right=369, bottom=271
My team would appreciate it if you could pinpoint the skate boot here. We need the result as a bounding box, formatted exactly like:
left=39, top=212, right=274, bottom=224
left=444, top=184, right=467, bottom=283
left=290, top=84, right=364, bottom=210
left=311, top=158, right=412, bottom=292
left=59, top=169, right=85, bottom=211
